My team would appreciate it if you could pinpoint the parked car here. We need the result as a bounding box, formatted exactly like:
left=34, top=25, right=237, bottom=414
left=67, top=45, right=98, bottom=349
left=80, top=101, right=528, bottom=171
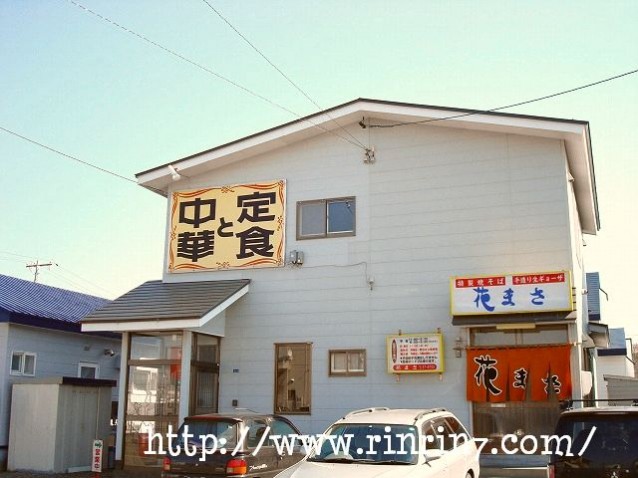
left=547, top=406, right=638, bottom=478
left=162, top=411, right=305, bottom=478
left=274, top=407, right=480, bottom=478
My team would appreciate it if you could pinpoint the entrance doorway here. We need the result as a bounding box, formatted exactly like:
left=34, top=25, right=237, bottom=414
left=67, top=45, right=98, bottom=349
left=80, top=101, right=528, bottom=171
left=190, top=334, right=220, bottom=415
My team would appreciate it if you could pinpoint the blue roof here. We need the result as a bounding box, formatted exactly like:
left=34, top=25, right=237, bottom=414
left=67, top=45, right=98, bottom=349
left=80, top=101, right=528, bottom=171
left=0, top=274, right=110, bottom=324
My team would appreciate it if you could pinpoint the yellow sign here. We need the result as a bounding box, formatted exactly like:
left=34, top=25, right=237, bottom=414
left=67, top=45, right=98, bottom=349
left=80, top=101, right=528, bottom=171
left=168, top=180, right=285, bottom=272
left=386, top=333, right=444, bottom=374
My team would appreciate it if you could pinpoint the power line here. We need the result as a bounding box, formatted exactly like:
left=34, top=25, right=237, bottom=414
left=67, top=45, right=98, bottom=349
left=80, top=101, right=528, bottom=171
left=0, top=257, right=26, bottom=264
left=46, top=268, right=103, bottom=297
left=65, top=0, right=365, bottom=151
left=0, top=251, right=37, bottom=260
left=368, top=68, right=638, bottom=128
left=56, top=264, right=117, bottom=297
left=199, top=0, right=366, bottom=149
left=0, top=125, right=136, bottom=183
left=0, top=125, right=170, bottom=194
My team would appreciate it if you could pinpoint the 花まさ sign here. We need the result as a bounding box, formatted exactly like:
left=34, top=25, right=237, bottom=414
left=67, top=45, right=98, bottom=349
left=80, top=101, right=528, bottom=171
left=168, top=181, right=285, bottom=272
left=386, top=333, right=444, bottom=374
left=451, top=271, right=573, bottom=316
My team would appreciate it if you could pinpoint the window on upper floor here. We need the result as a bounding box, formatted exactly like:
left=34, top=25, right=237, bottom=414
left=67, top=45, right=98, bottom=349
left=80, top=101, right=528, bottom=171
left=79, top=362, right=100, bottom=379
left=296, top=197, right=356, bottom=239
left=11, top=351, right=36, bottom=376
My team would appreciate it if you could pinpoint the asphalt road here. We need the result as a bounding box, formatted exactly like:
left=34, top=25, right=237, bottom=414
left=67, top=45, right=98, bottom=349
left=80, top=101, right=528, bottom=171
left=0, top=469, right=546, bottom=478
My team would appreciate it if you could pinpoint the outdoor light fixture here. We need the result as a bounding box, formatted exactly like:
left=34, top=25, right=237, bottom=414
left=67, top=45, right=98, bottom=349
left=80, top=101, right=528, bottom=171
left=167, top=164, right=182, bottom=181
left=103, top=348, right=115, bottom=357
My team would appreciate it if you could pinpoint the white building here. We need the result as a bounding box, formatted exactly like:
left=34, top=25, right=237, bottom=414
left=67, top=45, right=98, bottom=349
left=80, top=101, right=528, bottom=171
left=83, top=98, right=599, bottom=469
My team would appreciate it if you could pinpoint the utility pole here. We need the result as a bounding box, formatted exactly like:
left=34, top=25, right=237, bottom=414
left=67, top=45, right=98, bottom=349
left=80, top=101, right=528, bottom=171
left=26, top=260, right=55, bottom=282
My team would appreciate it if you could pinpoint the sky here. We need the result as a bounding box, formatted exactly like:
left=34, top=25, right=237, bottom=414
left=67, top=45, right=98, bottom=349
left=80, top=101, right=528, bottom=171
left=1, top=1, right=637, bottom=337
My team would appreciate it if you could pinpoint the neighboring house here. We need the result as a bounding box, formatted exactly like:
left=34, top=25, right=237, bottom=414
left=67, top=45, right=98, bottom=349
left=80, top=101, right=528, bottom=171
left=597, top=328, right=637, bottom=401
left=83, top=98, right=599, bottom=469
left=0, top=274, right=120, bottom=468
left=584, top=272, right=635, bottom=400
left=598, top=328, right=634, bottom=378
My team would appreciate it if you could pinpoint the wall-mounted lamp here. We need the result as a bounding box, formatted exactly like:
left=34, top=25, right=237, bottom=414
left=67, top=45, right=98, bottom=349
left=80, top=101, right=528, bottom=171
left=453, top=336, right=465, bottom=358
left=103, top=348, right=115, bottom=357
left=167, top=164, right=182, bottom=181
left=364, top=147, right=376, bottom=164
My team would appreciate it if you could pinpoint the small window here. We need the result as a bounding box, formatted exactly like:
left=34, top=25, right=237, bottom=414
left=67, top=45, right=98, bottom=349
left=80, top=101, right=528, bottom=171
left=79, top=362, right=100, bottom=379
left=10, top=352, right=36, bottom=376
left=297, top=197, right=355, bottom=239
left=329, top=349, right=366, bottom=377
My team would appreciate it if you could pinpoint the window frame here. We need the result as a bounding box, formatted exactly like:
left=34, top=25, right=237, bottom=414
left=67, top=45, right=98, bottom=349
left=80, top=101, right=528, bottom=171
left=274, top=342, right=312, bottom=415
left=10, top=351, right=37, bottom=377
left=329, top=349, right=366, bottom=377
left=296, top=197, right=356, bottom=240
left=78, top=362, right=100, bottom=379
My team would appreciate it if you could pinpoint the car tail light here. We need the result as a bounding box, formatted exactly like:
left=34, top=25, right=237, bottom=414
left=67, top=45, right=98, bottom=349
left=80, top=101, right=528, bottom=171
left=163, top=456, right=171, bottom=472
left=226, top=458, right=248, bottom=475
left=547, top=464, right=555, bottom=478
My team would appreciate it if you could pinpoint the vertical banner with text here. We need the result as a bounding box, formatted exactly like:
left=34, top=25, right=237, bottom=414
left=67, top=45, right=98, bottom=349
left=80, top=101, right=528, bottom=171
left=168, top=180, right=286, bottom=272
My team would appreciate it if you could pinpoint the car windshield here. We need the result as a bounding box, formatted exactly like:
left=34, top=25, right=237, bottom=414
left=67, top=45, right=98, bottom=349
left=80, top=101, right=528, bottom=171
left=176, top=419, right=239, bottom=448
left=552, top=414, right=638, bottom=467
left=309, top=423, right=418, bottom=465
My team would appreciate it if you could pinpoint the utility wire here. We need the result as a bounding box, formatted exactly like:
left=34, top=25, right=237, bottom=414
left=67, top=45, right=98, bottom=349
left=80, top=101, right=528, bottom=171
left=0, top=125, right=170, bottom=194
left=0, top=251, right=37, bottom=260
left=369, top=68, right=638, bottom=128
left=65, top=0, right=365, bottom=151
left=200, top=0, right=366, bottom=149
left=57, top=265, right=117, bottom=297
left=0, top=125, right=136, bottom=183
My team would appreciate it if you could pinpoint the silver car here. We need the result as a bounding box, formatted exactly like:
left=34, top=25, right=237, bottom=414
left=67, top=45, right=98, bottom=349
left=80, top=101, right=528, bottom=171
left=275, top=407, right=480, bottom=478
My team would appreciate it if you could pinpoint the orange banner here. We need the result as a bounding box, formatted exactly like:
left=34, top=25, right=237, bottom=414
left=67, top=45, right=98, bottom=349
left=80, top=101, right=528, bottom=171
left=467, top=345, right=571, bottom=402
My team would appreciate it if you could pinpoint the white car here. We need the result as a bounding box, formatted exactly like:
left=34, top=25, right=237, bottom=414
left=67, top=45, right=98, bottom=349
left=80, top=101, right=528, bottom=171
left=275, top=407, right=479, bottom=478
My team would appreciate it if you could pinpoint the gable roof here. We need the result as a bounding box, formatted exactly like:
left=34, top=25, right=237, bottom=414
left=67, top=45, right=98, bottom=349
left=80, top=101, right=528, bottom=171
left=136, top=98, right=599, bottom=234
left=0, top=274, right=109, bottom=325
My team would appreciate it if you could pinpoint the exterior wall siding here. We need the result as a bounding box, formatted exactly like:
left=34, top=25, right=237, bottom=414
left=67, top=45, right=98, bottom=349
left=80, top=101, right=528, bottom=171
left=163, top=120, right=573, bottom=434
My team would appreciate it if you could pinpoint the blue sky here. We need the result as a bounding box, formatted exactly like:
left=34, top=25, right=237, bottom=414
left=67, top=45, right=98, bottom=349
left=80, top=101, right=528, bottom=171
left=1, top=1, right=637, bottom=336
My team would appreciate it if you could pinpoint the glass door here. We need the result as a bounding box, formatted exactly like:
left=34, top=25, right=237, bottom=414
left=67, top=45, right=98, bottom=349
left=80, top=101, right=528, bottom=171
left=190, top=334, right=220, bottom=415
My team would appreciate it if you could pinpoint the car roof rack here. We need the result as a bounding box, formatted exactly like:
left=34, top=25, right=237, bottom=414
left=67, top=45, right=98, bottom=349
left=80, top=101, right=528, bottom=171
left=413, top=408, right=448, bottom=423
left=560, top=399, right=638, bottom=411
left=344, top=407, right=390, bottom=418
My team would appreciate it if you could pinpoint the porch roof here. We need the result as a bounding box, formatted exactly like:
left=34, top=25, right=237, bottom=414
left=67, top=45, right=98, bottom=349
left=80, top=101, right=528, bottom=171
left=81, top=279, right=250, bottom=332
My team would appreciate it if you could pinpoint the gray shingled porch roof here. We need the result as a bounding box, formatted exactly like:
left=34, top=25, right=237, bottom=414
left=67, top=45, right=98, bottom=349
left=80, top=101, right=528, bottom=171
left=82, top=279, right=250, bottom=324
